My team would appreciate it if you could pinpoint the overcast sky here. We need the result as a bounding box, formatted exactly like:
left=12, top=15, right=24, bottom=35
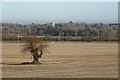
left=1, top=1, right=118, bottom=24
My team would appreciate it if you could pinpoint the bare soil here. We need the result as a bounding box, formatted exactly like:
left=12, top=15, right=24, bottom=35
left=2, top=42, right=118, bottom=78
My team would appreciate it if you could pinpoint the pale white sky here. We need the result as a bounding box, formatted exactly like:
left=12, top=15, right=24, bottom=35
left=0, top=0, right=119, bottom=24
left=1, top=0, right=120, bottom=2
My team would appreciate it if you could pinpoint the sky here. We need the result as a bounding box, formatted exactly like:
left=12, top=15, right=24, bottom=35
left=2, top=2, right=118, bottom=24
left=1, top=0, right=119, bottom=2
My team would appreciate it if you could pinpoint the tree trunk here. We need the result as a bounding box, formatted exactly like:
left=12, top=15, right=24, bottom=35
left=30, top=49, right=43, bottom=64
left=31, top=56, right=40, bottom=64
left=40, top=51, right=43, bottom=58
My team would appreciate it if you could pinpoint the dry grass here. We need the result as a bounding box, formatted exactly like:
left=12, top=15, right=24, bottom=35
left=2, top=42, right=118, bottom=78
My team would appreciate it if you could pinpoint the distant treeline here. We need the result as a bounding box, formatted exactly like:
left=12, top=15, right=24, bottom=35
left=1, top=21, right=118, bottom=42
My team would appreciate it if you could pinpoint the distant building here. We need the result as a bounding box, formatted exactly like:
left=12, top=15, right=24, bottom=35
left=50, top=22, right=55, bottom=27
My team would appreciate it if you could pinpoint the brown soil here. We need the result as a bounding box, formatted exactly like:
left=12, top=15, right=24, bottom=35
left=2, top=42, right=118, bottom=78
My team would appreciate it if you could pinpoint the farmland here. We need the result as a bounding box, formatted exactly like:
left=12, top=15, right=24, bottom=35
left=2, top=42, right=118, bottom=78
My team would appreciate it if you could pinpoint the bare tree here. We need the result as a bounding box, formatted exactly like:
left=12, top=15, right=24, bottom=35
left=22, top=36, right=48, bottom=64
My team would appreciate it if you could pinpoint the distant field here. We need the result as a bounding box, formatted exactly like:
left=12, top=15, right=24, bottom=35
left=2, top=42, right=118, bottom=78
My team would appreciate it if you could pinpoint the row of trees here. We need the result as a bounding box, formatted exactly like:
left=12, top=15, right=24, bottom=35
left=2, top=22, right=118, bottom=42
